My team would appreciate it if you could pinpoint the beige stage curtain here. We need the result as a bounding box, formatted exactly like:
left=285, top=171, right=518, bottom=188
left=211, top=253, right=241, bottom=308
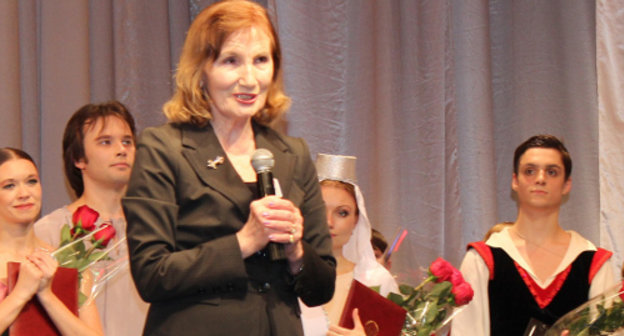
left=275, top=0, right=604, bottom=279
left=0, top=0, right=188, bottom=213
left=598, top=0, right=624, bottom=274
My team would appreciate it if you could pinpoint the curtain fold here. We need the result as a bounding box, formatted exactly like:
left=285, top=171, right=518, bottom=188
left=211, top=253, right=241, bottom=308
left=39, top=1, right=91, bottom=202
left=0, top=1, right=22, bottom=148
left=598, top=0, right=624, bottom=274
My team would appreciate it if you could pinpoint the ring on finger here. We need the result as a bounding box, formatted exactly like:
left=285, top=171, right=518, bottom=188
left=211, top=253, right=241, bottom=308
left=290, top=226, right=296, bottom=234
left=289, top=234, right=294, bottom=244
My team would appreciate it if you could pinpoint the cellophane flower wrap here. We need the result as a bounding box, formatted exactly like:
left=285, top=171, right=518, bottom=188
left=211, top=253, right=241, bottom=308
left=50, top=205, right=128, bottom=307
left=387, top=258, right=474, bottom=336
left=545, top=280, right=624, bottom=336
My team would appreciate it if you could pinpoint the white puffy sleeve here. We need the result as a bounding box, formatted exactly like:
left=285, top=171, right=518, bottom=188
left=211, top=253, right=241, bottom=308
left=451, top=249, right=490, bottom=336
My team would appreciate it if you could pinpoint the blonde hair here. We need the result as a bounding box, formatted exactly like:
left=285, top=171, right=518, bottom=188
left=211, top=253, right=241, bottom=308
left=163, top=0, right=290, bottom=126
left=483, top=222, right=513, bottom=241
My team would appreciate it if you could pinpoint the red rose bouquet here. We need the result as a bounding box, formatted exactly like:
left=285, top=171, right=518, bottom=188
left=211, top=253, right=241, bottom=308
left=545, top=280, right=624, bottom=336
left=387, top=258, right=474, bottom=336
left=51, top=205, right=128, bottom=306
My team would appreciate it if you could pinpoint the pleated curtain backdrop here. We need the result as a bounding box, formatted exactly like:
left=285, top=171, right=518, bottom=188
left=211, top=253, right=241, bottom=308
left=0, top=0, right=621, bottom=281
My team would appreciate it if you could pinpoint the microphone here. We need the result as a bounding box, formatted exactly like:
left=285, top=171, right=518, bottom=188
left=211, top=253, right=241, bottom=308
left=251, top=148, right=286, bottom=260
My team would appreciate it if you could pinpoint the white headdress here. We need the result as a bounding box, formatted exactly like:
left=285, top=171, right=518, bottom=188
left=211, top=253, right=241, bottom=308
left=315, top=154, right=388, bottom=284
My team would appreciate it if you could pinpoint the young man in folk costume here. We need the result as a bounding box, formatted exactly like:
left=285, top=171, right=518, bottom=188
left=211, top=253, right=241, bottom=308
left=35, top=101, right=148, bottom=335
left=452, top=134, right=616, bottom=336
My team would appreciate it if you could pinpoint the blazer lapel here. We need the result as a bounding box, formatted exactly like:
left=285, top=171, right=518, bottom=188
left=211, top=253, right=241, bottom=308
left=254, top=124, right=296, bottom=199
left=180, top=124, right=253, bottom=218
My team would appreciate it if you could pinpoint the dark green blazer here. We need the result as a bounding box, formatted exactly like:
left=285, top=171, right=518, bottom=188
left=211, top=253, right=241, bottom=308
left=123, top=121, right=336, bottom=336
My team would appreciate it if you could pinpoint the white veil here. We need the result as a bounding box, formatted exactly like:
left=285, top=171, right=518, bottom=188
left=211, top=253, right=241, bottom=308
left=316, top=154, right=397, bottom=295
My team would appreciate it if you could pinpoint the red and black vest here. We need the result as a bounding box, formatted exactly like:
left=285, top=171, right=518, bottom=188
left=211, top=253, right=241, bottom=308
left=468, top=241, right=612, bottom=336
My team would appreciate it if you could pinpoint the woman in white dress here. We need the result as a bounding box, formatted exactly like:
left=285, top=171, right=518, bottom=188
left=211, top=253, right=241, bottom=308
left=300, top=154, right=398, bottom=336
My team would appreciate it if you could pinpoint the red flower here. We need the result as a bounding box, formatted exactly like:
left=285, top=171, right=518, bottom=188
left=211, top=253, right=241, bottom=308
left=619, top=281, right=624, bottom=301
left=72, top=205, right=99, bottom=236
left=430, top=257, right=454, bottom=282
left=452, top=282, right=474, bottom=306
left=450, top=268, right=465, bottom=286
left=93, top=223, right=116, bottom=248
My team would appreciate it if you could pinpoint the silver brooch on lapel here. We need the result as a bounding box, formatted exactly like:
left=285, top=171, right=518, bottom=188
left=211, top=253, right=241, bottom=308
left=206, top=156, right=224, bottom=170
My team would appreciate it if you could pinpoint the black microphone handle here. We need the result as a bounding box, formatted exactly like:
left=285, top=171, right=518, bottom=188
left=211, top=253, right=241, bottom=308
left=256, top=171, right=275, bottom=197
left=256, top=171, right=286, bottom=261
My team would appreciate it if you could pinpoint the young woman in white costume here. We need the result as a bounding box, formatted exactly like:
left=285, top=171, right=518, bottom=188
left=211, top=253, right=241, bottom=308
left=300, top=154, right=398, bottom=336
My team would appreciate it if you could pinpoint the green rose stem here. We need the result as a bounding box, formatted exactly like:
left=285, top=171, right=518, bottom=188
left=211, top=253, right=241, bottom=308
left=77, top=238, right=125, bottom=273
left=71, top=229, right=84, bottom=241
left=413, top=276, right=435, bottom=292
left=70, top=218, right=95, bottom=240
left=52, top=229, right=100, bottom=259
left=401, top=276, right=435, bottom=328
left=402, top=275, right=435, bottom=306
left=83, top=241, right=103, bottom=260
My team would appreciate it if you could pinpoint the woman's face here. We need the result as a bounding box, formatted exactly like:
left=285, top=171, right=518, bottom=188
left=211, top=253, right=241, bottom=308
left=204, top=26, right=274, bottom=122
left=0, top=158, right=41, bottom=226
left=321, top=185, right=358, bottom=251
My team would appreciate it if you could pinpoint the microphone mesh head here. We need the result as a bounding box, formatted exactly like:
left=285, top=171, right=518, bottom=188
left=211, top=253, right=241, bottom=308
left=251, top=148, right=275, bottom=173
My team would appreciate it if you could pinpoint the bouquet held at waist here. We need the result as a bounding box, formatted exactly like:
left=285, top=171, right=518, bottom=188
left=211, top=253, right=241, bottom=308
left=384, top=257, right=474, bottom=336
left=51, top=205, right=128, bottom=307
left=545, top=280, right=624, bottom=336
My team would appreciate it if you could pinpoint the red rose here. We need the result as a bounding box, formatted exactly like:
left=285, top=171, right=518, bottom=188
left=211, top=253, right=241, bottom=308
left=450, top=268, right=465, bottom=286
left=619, top=281, right=624, bottom=301
left=452, top=282, right=474, bottom=306
left=429, top=257, right=454, bottom=282
left=93, top=223, right=116, bottom=248
left=72, top=205, right=99, bottom=234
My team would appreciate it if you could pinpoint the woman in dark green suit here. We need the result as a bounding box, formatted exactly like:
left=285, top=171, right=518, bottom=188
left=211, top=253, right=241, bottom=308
left=122, top=1, right=336, bottom=335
